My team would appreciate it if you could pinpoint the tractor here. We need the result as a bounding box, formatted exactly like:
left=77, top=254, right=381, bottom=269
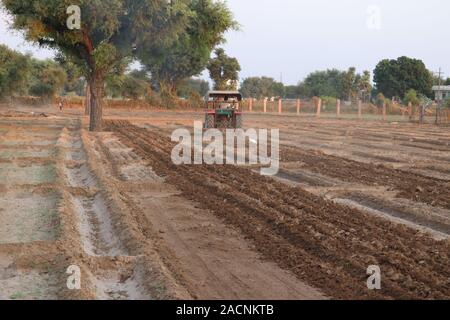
left=204, top=91, right=243, bottom=129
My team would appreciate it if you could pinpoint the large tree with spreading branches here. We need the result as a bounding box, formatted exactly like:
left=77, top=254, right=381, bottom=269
left=2, top=0, right=190, bottom=131
left=139, top=0, right=238, bottom=99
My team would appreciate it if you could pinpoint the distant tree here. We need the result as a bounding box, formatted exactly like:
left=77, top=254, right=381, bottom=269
left=56, top=54, right=86, bottom=96
left=373, top=56, right=433, bottom=99
left=403, top=89, right=420, bottom=106
left=28, top=59, right=67, bottom=100
left=140, top=0, right=237, bottom=97
left=2, top=0, right=190, bottom=131
left=207, top=48, right=241, bottom=90
left=106, top=69, right=151, bottom=99
left=375, top=93, right=388, bottom=108
left=177, top=78, right=210, bottom=98
left=284, top=85, right=301, bottom=99
left=0, top=45, right=30, bottom=99
left=273, top=81, right=285, bottom=98
left=357, top=70, right=372, bottom=102
left=122, top=70, right=151, bottom=100
left=240, top=77, right=284, bottom=99
left=298, top=69, right=344, bottom=99
left=320, top=96, right=337, bottom=108
left=341, top=67, right=357, bottom=101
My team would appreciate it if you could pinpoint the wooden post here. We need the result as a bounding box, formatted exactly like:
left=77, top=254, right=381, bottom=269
left=249, top=99, right=253, bottom=112
left=278, top=99, right=282, bottom=114
left=336, top=99, right=341, bottom=117
left=263, top=98, right=267, bottom=113
left=419, top=105, right=424, bottom=124
left=408, top=102, right=413, bottom=120
left=382, top=103, right=387, bottom=121
left=296, top=99, right=301, bottom=115
left=316, top=98, right=322, bottom=117
left=358, top=100, right=362, bottom=120
left=84, top=83, right=91, bottom=116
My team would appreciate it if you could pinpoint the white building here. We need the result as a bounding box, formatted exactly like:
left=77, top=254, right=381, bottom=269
left=432, top=85, right=450, bottom=101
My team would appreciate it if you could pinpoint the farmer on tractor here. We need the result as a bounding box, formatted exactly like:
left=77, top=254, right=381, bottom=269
left=204, top=91, right=243, bottom=129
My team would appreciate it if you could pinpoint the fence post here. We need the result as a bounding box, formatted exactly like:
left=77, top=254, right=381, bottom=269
left=408, top=102, right=413, bottom=120
left=382, top=103, right=387, bottom=121
left=249, top=98, right=253, bottom=112
left=297, top=99, right=301, bottom=115
left=419, top=105, right=424, bottom=124
left=358, top=100, right=362, bottom=120
left=336, top=99, right=341, bottom=117
left=278, top=99, right=282, bottom=114
left=263, top=98, right=267, bottom=113
left=316, top=98, right=322, bottom=118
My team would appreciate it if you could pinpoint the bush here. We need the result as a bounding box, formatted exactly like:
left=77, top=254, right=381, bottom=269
left=187, top=91, right=204, bottom=109
left=320, top=96, right=337, bottom=108
left=403, top=89, right=420, bottom=106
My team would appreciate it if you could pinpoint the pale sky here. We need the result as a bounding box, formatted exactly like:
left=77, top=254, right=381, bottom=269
left=1, top=0, right=450, bottom=85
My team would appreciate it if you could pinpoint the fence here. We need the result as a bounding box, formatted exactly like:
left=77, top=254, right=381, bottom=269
left=436, top=108, right=450, bottom=125
left=240, top=98, right=440, bottom=123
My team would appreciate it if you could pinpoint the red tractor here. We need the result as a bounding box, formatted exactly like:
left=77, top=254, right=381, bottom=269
left=204, top=91, right=243, bottom=129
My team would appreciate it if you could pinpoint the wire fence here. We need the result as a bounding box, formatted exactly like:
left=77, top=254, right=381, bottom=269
left=240, top=98, right=446, bottom=124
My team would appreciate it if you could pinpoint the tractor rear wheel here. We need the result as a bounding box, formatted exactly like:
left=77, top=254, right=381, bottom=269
left=204, top=114, right=215, bottom=129
left=217, top=116, right=232, bottom=129
left=235, top=114, right=243, bottom=129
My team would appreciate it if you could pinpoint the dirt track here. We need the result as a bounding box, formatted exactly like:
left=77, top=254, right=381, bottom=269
left=106, top=120, right=450, bottom=300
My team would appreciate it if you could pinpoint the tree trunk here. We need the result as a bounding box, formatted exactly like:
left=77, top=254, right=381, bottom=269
left=89, top=74, right=105, bottom=132
left=84, top=83, right=91, bottom=116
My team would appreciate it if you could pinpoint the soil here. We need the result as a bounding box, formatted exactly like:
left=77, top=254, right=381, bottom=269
left=1, top=106, right=449, bottom=300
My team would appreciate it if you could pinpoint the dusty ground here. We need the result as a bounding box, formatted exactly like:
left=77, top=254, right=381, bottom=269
left=0, top=105, right=449, bottom=300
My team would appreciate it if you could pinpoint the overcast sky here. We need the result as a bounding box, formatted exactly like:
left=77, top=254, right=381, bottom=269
left=1, top=0, right=450, bottom=85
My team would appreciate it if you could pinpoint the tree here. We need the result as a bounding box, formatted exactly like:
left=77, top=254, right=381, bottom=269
left=2, top=0, right=190, bottom=131
left=120, top=70, right=151, bottom=100
left=140, top=0, right=237, bottom=97
left=177, top=78, right=210, bottom=98
left=240, top=77, right=284, bottom=99
left=28, top=59, right=67, bottom=99
left=298, top=69, right=344, bottom=99
left=0, top=45, right=30, bottom=100
left=358, top=70, right=372, bottom=102
left=375, top=93, right=388, bottom=108
left=403, top=89, right=420, bottom=106
left=207, top=48, right=241, bottom=90
left=56, top=54, right=86, bottom=96
left=373, top=56, right=433, bottom=99
left=284, top=85, right=301, bottom=99
left=341, top=67, right=357, bottom=101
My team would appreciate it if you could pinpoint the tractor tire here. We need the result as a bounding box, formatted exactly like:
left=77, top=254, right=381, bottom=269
left=235, top=114, right=243, bottom=129
left=204, top=114, right=215, bottom=129
left=217, top=117, right=232, bottom=129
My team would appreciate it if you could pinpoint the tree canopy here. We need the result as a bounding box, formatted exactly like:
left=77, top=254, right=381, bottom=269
left=28, top=59, right=67, bottom=99
left=207, top=48, right=241, bottom=90
left=139, top=0, right=237, bottom=96
left=177, top=78, right=210, bottom=98
left=2, top=0, right=191, bottom=130
left=240, top=77, right=285, bottom=99
left=0, top=45, right=30, bottom=100
left=373, top=56, right=433, bottom=99
left=297, top=68, right=371, bottom=101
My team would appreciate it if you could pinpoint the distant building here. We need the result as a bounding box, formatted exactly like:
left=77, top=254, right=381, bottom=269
left=432, top=85, right=450, bottom=101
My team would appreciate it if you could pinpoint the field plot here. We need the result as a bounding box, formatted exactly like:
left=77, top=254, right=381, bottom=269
left=0, top=111, right=449, bottom=300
